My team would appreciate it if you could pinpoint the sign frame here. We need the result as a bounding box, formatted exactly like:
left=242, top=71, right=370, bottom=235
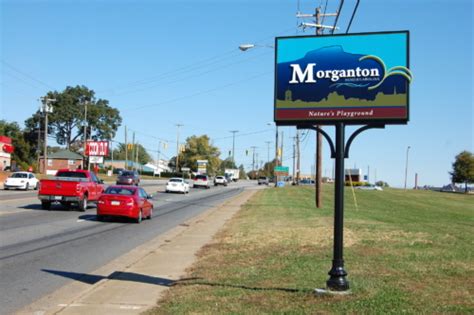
left=274, top=30, right=410, bottom=126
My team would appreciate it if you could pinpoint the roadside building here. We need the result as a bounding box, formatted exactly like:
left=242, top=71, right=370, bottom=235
left=39, top=150, right=84, bottom=175
left=345, top=168, right=364, bottom=183
left=0, top=136, right=14, bottom=171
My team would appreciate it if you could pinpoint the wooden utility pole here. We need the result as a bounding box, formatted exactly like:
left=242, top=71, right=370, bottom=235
left=296, top=131, right=301, bottom=184
left=124, top=126, right=128, bottom=170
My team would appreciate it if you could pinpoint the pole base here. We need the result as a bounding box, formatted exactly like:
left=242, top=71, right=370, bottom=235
left=326, top=265, right=349, bottom=291
left=314, top=288, right=352, bottom=296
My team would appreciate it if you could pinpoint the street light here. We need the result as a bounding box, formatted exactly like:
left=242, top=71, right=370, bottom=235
left=238, top=43, right=274, bottom=51
left=404, top=146, right=411, bottom=190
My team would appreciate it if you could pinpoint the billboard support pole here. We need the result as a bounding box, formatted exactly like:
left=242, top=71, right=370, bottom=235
left=299, top=123, right=385, bottom=291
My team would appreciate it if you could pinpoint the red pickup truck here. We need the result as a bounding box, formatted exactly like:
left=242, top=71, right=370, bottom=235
left=38, top=169, right=105, bottom=211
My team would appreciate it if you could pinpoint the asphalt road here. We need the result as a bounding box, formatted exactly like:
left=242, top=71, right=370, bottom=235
left=0, top=180, right=253, bottom=315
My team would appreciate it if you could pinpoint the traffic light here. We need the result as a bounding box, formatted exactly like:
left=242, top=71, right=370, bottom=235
left=127, top=143, right=133, bottom=150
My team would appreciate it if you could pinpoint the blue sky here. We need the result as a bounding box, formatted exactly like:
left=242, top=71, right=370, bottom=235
left=1, top=0, right=472, bottom=187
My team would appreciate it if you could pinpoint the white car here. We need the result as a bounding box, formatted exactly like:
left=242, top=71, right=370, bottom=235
left=4, top=172, right=39, bottom=190
left=214, top=176, right=228, bottom=186
left=193, top=174, right=211, bottom=189
left=165, top=177, right=190, bottom=194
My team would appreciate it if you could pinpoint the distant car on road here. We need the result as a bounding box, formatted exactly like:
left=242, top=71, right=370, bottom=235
left=97, top=185, right=153, bottom=223
left=214, top=176, right=228, bottom=187
left=4, top=172, right=39, bottom=190
left=166, top=177, right=190, bottom=194
left=193, top=174, right=211, bottom=189
left=116, top=170, right=140, bottom=186
left=258, top=176, right=269, bottom=185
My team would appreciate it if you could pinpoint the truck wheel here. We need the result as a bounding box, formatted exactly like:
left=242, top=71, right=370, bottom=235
left=41, top=201, right=51, bottom=210
left=78, top=196, right=88, bottom=212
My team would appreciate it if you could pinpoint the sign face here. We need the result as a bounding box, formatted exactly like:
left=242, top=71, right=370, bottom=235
left=275, top=31, right=411, bottom=125
left=274, top=166, right=289, bottom=176
left=181, top=167, right=191, bottom=172
left=89, top=156, right=104, bottom=164
left=197, top=160, right=208, bottom=175
left=85, top=141, right=109, bottom=157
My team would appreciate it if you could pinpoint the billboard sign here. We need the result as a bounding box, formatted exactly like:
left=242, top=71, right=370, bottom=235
left=85, top=141, right=109, bottom=157
left=197, top=160, right=208, bottom=175
left=275, top=31, right=411, bottom=125
left=274, top=166, right=289, bottom=176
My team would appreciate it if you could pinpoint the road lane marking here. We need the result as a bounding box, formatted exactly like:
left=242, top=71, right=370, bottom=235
left=76, top=219, right=86, bottom=223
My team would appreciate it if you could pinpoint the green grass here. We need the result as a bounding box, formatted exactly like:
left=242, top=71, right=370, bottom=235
left=147, top=185, right=473, bottom=314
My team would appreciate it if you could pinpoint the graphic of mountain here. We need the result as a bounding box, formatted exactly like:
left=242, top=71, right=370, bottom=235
left=276, top=45, right=408, bottom=103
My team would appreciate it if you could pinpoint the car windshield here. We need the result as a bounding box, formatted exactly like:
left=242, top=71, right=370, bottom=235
left=169, top=178, right=183, bottom=183
left=259, top=177, right=267, bottom=180
left=196, top=175, right=207, bottom=180
left=216, top=176, right=224, bottom=179
left=121, top=171, right=134, bottom=176
left=105, top=187, right=136, bottom=195
left=11, top=173, right=27, bottom=178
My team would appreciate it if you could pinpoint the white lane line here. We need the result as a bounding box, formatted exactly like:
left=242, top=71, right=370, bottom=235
left=76, top=219, right=86, bottom=223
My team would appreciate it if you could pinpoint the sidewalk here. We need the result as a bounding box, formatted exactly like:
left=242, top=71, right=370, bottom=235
left=16, top=187, right=260, bottom=315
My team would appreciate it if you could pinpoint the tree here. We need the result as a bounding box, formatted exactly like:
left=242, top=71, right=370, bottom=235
left=111, top=143, right=152, bottom=165
left=24, top=85, right=122, bottom=151
left=450, top=151, right=474, bottom=193
left=175, top=135, right=220, bottom=175
left=238, top=164, right=246, bottom=179
left=0, top=120, right=34, bottom=168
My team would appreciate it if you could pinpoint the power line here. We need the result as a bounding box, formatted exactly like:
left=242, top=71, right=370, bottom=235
left=1, top=60, right=56, bottom=90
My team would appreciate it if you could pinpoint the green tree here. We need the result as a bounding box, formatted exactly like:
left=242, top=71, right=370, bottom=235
left=24, top=85, right=122, bottom=151
left=111, top=143, right=152, bottom=165
left=450, top=151, right=474, bottom=193
left=0, top=120, right=34, bottom=168
left=238, top=164, right=246, bottom=179
left=175, top=135, right=220, bottom=175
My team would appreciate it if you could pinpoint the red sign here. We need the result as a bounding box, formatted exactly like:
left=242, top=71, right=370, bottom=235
left=85, top=141, right=109, bottom=157
left=2, top=144, right=14, bottom=153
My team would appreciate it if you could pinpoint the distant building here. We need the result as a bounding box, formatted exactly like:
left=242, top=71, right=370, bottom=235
left=345, top=168, right=363, bottom=182
left=39, top=150, right=84, bottom=175
left=0, top=136, right=13, bottom=171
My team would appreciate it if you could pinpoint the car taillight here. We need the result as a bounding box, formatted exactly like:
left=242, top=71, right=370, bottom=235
left=126, top=198, right=135, bottom=207
left=76, top=185, right=81, bottom=193
left=98, top=200, right=105, bottom=204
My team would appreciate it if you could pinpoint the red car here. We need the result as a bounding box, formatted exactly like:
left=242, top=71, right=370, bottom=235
left=97, top=186, right=153, bottom=223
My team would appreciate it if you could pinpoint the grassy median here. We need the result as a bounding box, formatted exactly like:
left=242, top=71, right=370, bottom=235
left=147, top=185, right=473, bottom=314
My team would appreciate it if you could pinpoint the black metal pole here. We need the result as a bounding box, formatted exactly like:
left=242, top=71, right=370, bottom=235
left=327, top=122, right=349, bottom=291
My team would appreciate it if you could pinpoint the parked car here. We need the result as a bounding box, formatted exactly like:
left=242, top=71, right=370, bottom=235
left=214, top=176, right=228, bottom=186
left=165, top=177, right=190, bottom=194
left=97, top=185, right=153, bottom=223
left=4, top=172, right=39, bottom=190
left=258, top=176, right=269, bottom=185
left=193, top=174, right=211, bottom=189
left=38, top=169, right=104, bottom=211
left=116, top=170, right=140, bottom=186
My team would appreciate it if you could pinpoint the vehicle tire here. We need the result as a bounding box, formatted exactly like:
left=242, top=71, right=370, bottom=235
left=135, top=210, right=142, bottom=224
left=34, top=182, right=39, bottom=190
left=147, top=208, right=153, bottom=220
left=24, top=183, right=29, bottom=191
left=41, top=201, right=51, bottom=210
left=4, top=187, right=8, bottom=190
left=78, top=195, right=88, bottom=212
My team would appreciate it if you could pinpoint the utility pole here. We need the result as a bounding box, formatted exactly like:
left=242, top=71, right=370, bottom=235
left=132, top=132, right=136, bottom=171
left=296, top=130, right=301, bottom=184
left=297, top=6, right=338, bottom=207
left=157, top=141, right=161, bottom=176
left=404, top=146, right=411, bottom=190
left=176, top=124, right=183, bottom=172
left=125, top=126, right=128, bottom=170
left=280, top=131, right=284, bottom=164
left=40, top=97, right=55, bottom=174
left=265, top=141, right=271, bottom=163
left=251, top=146, right=257, bottom=173
left=230, top=130, right=238, bottom=165
left=292, top=136, right=296, bottom=183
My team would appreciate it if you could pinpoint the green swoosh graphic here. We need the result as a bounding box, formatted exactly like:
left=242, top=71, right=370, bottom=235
left=359, top=55, right=412, bottom=90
